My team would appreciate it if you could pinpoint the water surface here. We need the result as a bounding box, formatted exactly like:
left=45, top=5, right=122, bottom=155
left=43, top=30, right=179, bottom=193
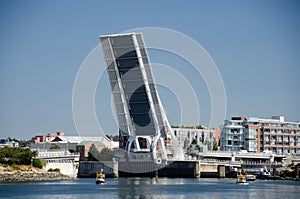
left=0, top=178, right=299, bottom=198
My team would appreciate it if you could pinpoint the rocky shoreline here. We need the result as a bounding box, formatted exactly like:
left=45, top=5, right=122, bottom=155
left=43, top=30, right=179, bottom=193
left=0, top=172, right=75, bottom=182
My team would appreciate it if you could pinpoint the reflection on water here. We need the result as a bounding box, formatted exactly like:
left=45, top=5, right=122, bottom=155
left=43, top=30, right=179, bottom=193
left=0, top=178, right=299, bottom=199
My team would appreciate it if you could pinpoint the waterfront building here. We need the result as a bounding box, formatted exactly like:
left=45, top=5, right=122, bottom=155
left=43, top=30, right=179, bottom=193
left=0, top=139, right=19, bottom=148
left=220, top=116, right=300, bottom=155
left=35, top=149, right=80, bottom=177
left=30, top=132, right=118, bottom=151
left=173, top=127, right=220, bottom=151
left=30, top=131, right=64, bottom=143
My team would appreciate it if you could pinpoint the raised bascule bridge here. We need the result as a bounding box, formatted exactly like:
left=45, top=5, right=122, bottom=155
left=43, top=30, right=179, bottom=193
left=100, top=33, right=183, bottom=168
left=100, top=33, right=264, bottom=177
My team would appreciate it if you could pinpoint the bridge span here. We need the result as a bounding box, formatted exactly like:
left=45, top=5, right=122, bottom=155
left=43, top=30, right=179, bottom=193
left=100, top=32, right=183, bottom=164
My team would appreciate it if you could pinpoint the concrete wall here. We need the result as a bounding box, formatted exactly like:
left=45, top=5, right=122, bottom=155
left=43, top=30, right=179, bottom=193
left=78, top=161, right=226, bottom=178
left=77, top=161, right=118, bottom=178
left=200, top=164, right=218, bottom=172
left=45, top=162, right=78, bottom=178
left=158, top=161, right=199, bottom=178
left=199, top=163, right=225, bottom=178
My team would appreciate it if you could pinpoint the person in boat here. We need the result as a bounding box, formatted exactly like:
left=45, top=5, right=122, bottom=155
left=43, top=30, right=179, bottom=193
left=96, top=169, right=105, bottom=184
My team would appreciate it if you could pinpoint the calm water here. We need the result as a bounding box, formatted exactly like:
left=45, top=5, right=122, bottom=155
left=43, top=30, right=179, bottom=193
left=0, top=178, right=299, bottom=199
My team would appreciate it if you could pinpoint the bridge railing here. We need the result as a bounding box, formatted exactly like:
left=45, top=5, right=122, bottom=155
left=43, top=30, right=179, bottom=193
left=35, top=149, right=79, bottom=159
left=205, top=151, right=282, bottom=157
left=200, top=159, right=243, bottom=165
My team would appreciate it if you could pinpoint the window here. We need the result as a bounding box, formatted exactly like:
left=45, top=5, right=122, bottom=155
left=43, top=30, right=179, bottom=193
left=271, top=129, right=276, bottom=134
left=284, top=129, right=289, bottom=134
left=264, top=128, right=270, bottom=133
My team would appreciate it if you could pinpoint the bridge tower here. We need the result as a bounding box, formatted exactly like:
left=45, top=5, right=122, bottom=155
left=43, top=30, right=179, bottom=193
left=100, top=33, right=183, bottom=164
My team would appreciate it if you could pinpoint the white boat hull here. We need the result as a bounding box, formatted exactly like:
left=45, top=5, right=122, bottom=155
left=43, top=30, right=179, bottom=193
left=96, top=178, right=105, bottom=184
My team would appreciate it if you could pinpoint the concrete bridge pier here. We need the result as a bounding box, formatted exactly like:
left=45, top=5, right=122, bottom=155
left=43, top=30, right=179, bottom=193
left=112, top=161, right=119, bottom=178
left=194, top=161, right=201, bottom=178
left=218, top=165, right=225, bottom=178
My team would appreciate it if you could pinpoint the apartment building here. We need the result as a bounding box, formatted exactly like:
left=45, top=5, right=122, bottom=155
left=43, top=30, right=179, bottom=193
left=220, top=116, right=300, bottom=155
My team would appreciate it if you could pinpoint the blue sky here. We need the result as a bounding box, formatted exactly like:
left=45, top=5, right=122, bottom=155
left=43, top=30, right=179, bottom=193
left=0, top=0, right=299, bottom=139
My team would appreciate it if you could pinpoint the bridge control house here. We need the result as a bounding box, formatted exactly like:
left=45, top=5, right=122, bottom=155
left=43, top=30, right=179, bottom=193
left=220, top=116, right=300, bottom=155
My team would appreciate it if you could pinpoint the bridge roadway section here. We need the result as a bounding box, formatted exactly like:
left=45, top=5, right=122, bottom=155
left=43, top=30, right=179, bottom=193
left=78, top=151, right=286, bottom=178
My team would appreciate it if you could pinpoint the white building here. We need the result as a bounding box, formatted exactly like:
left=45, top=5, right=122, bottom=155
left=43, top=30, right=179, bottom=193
left=0, top=139, right=19, bottom=148
left=173, top=127, right=220, bottom=151
left=35, top=149, right=80, bottom=177
left=30, top=135, right=119, bottom=151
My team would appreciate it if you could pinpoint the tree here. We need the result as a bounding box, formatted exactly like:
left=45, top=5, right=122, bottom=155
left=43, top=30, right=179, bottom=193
left=87, top=152, right=98, bottom=161
left=69, top=149, right=75, bottom=153
left=87, top=144, right=101, bottom=161
left=112, top=135, right=119, bottom=142
left=87, top=145, right=114, bottom=161
left=98, top=148, right=114, bottom=161
left=195, top=125, right=204, bottom=129
left=105, top=134, right=119, bottom=141
left=105, top=134, right=112, bottom=140
left=184, top=138, right=190, bottom=149
left=19, top=140, right=30, bottom=147
left=213, top=138, right=219, bottom=151
left=0, top=147, right=37, bottom=165
left=191, top=138, right=197, bottom=145
left=207, top=141, right=212, bottom=151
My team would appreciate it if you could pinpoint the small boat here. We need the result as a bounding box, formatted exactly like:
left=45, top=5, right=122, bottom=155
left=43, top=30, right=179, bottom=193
left=96, top=169, right=105, bottom=184
left=237, top=173, right=249, bottom=186
left=256, top=168, right=271, bottom=179
left=246, top=174, right=256, bottom=181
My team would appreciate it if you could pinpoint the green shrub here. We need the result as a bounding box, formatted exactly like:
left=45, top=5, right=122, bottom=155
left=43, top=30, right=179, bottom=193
left=191, top=139, right=197, bottom=145
left=48, top=168, right=60, bottom=173
left=54, top=168, right=60, bottom=173
left=32, top=159, right=46, bottom=169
